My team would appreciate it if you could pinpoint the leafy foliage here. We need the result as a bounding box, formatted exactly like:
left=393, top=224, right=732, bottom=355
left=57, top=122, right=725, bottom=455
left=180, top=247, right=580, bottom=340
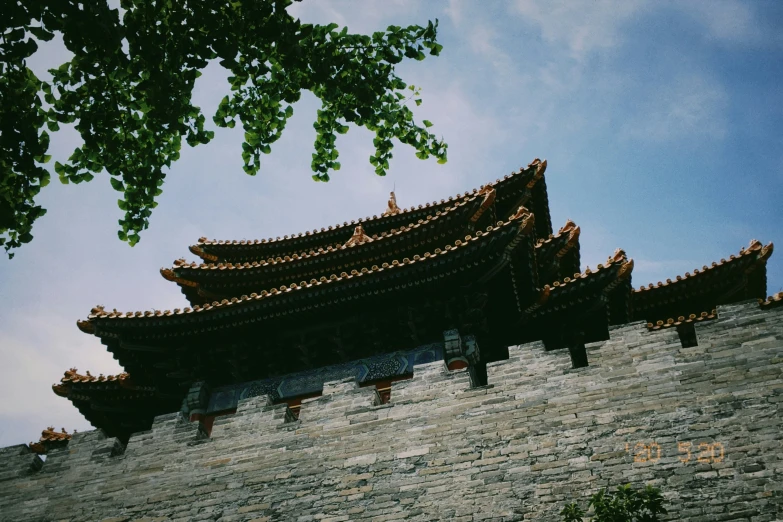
left=561, top=484, right=668, bottom=522
left=0, top=0, right=447, bottom=257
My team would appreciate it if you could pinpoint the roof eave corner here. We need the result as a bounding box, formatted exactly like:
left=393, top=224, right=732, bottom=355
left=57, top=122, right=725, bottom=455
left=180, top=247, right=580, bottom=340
left=52, top=382, right=69, bottom=398
left=189, top=244, right=219, bottom=262
left=76, top=319, right=95, bottom=335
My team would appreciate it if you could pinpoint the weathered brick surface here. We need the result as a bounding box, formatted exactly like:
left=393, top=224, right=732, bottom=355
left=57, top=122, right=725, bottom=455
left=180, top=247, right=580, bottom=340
left=1, top=300, right=781, bottom=521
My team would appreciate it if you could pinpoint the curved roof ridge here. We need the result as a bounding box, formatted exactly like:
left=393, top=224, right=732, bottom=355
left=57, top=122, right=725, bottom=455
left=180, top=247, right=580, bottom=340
left=520, top=252, right=634, bottom=318
left=634, top=239, right=773, bottom=293
left=52, top=367, right=134, bottom=396
left=646, top=309, right=717, bottom=330
left=189, top=158, right=545, bottom=250
left=536, top=219, right=580, bottom=256
left=168, top=195, right=480, bottom=274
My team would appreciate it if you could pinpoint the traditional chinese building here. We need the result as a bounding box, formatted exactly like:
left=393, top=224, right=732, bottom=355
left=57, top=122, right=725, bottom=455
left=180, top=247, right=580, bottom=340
left=53, top=159, right=774, bottom=441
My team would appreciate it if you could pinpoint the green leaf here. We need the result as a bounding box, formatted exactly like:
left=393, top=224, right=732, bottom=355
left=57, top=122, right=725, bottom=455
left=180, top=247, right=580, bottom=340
left=1, top=9, right=449, bottom=259
left=422, top=120, right=433, bottom=128
left=29, top=27, right=55, bottom=41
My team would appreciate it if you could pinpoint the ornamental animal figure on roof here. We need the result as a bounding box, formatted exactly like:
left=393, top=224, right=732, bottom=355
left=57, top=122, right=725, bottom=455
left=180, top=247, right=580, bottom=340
left=383, top=191, right=402, bottom=216
left=343, top=225, right=373, bottom=247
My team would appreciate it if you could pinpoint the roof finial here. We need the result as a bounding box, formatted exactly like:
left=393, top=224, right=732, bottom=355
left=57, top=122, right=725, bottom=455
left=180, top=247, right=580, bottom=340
left=383, top=190, right=401, bottom=217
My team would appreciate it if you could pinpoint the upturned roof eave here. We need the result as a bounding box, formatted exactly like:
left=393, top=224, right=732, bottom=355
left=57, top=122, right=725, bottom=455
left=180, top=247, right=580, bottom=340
left=189, top=159, right=547, bottom=261
left=165, top=190, right=493, bottom=288
left=631, top=240, right=773, bottom=309
left=80, top=208, right=539, bottom=339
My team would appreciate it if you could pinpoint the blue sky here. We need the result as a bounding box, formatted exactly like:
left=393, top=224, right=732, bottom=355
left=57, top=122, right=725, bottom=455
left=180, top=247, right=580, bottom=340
left=1, top=0, right=781, bottom=447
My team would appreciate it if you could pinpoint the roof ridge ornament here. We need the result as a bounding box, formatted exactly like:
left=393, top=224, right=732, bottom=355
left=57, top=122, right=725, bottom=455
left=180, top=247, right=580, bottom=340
left=76, top=319, right=95, bottom=334
left=526, top=158, right=547, bottom=189
left=617, top=259, right=634, bottom=280
left=382, top=191, right=402, bottom=217
left=344, top=225, right=374, bottom=247
left=510, top=205, right=531, bottom=221
left=558, top=219, right=577, bottom=235
left=608, top=248, right=627, bottom=264
left=29, top=426, right=73, bottom=455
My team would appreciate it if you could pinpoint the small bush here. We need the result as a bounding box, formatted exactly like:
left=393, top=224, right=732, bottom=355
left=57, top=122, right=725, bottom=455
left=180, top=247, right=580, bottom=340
left=561, top=484, right=667, bottom=522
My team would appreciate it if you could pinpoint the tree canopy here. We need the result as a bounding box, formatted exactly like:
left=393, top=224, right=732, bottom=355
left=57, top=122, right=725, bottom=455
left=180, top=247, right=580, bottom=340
left=0, top=0, right=447, bottom=258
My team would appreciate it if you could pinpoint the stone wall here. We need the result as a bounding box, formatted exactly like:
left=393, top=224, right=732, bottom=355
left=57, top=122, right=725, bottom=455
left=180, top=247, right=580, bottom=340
left=1, top=300, right=781, bottom=522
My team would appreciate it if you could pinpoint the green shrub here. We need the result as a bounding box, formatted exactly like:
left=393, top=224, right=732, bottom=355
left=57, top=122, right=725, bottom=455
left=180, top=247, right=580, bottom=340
left=561, top=484, right=667, bottom=522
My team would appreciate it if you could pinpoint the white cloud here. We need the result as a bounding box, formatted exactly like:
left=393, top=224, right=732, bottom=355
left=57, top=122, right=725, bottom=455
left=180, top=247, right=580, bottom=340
left=621, top=74, right=728, bottom=142
left=513, top=0, right=770, bottom=59
left=513, top=0, right=647, bottom=60
left=0, top=313, right=122, bottom=447
left=288, top=0, right=421, bottom=33
left=444, top=0, right=462, bottom=27
left=680, top=0, right=762, bottom=46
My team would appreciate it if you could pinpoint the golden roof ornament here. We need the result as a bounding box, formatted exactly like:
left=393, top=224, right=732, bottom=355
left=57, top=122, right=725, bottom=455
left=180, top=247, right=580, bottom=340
left=510, top=205, right=531, bottom=221
left=383, top=191, right=401, bottom=217
left=608, top=248, right=627, bottom=264
left=343, top=225, right=373, bottom=247
left=617, top=259, right=635, bottom=279
left=29, top=426, right=73, bottom=455
left=558, top=220, right=577, bottom=235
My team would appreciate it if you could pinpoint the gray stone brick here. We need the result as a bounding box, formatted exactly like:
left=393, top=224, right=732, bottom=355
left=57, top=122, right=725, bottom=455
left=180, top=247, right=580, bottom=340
left=0, top=302, right=781, bottom=521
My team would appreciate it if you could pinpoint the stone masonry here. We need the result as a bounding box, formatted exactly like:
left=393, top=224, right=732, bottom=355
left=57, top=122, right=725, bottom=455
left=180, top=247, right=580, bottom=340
left=1, top=300, right=781, bottom=521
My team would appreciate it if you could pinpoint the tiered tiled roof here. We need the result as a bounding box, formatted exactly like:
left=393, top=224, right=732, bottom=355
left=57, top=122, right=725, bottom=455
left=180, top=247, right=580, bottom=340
left=188, top=159, right=549, bottom=264
left=163, top=189, right=499, bottom=305
left=54, top=158, right=776, bottom=439
left=82, top=209, right=538, bottom=336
